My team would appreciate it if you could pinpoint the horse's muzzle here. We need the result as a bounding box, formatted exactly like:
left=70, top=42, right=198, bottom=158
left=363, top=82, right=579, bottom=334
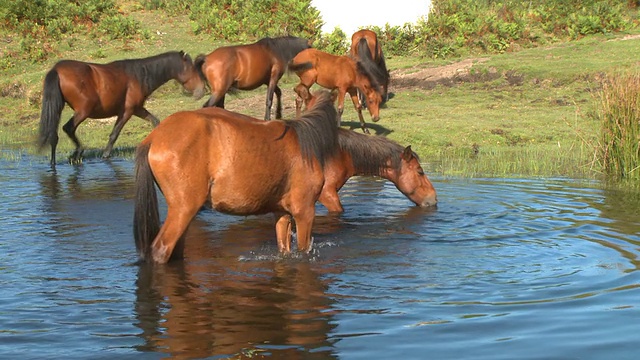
left=421, top=195, right=438, bottom=207
left=372, top=115, right=380, bottom=122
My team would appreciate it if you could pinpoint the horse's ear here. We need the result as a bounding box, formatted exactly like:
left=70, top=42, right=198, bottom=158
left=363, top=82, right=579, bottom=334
left=402, top=146, right=414, bottom=161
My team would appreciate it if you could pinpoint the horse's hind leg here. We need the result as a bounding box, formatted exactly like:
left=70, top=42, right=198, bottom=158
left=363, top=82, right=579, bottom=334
left=62, top=115, right=86, bottom=164
left=102, top=112, right=133, bottom=159
left=275, top=212, right=293, bottom=253
left=151, top=205, right=201, bottom=263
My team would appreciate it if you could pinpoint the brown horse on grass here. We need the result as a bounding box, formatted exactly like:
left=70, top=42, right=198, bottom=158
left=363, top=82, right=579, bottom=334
left=37, top=51, right=206, bottom=168
left=133, top=91, right=338, bottom=264
left=289, top=48, right=386, bottom=133
left=194, top=36, right=311, bottom=120
left=350, top=29, right=390, bottom=104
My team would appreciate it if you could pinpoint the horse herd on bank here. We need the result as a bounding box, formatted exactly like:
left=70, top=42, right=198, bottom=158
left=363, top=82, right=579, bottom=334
left=35, top=30, right=437, bottom=264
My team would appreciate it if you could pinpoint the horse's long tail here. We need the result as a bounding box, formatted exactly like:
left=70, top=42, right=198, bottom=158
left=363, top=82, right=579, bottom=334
left=194, top=54, right=209, bottom=87
left=37, top=69, right=65, bottom=154
left=288, top=61, right=314, bottom=74
left=133, top=143, right=160, bottom=262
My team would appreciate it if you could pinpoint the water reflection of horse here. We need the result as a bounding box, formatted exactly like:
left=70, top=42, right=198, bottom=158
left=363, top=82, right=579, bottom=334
left=350, top=29, right=390, bottom=104
left=289, top=48, right=386, bottom=133
left=134, top=216, right=339, bottom=359
left=37, top=51, right=206, bottom=168
left=133, top=91, right=339, bottom=263
left=195, top=36, right=311, bottom=120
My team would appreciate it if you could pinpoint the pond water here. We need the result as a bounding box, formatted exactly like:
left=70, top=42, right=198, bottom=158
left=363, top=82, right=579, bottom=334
left=0, top=154, right=639, bottom=359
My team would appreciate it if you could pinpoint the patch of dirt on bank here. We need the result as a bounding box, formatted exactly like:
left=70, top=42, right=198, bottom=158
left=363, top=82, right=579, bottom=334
left=390, top=57, right=499, bottom=90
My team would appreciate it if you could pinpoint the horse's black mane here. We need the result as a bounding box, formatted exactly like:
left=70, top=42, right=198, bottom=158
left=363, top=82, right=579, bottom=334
left=258, top=36, right=311, bottom=63
left=282, top=91, right=338, bottom=167
left=113, top=51, right=188, bottom=95
left=356, top=37, right=390, bottom=88
left=337, top=128, right=417, bottom=175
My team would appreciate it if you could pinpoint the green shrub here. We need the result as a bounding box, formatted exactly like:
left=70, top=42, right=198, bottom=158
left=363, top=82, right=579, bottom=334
left=0, top=0, right=144, bottom=61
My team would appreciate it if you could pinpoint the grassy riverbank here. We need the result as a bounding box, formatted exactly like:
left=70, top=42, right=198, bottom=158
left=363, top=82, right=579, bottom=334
left=1, top=9, right=639, bottom=179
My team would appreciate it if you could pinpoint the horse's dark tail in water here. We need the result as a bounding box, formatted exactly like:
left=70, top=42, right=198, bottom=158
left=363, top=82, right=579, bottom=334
left=37, top=68, right=65, bottom=165
left=133, top=143, right=160, bottom=263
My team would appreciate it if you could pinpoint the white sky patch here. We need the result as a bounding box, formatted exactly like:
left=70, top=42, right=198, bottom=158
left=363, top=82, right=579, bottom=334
left=311, top=0, right=432, bottom=35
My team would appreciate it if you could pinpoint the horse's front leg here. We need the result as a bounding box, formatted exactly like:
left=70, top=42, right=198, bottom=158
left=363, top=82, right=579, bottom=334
left=275, top=212, right=293, bottom=253
left=293, top=206, right=316, bottom=253
left=274, top=85, right=283, bottom=119
left=102, top=111, right=133, bottom=159
left=348, top=89, right=369, bottom=134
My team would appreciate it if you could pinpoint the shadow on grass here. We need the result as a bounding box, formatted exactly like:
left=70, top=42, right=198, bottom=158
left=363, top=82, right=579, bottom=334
left=340, top=121, right=392, bottom=136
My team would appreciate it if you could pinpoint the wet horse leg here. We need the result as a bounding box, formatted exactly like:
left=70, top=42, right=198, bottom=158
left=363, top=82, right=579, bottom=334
left=293, top=207, right=316, bottom=253
left=275, top=212, right=293, bottom=253
left=62, top=114, right=86, bottom=164
left=151, top=205, right=201, bottom=263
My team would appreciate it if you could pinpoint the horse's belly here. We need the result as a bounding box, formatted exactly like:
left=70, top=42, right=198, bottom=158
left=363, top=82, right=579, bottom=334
left=210, top=188, right=280, bottom=215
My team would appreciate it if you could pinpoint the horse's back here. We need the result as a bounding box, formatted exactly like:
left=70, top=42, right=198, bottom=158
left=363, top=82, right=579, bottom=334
left=145, top=109, right=304, bottom=214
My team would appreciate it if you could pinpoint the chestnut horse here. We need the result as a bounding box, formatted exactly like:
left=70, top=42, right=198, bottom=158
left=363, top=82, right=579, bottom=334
left=350, top=29, right=390, bottom=104
left=37, top=51, right=205, bottom=168
left=289, top=48, right=386, bottom=133
left=320, top=128, right=437, bottom=213
left=133, top=91, right=339, bottom=264
left=195, top=36, right=311, bottom=120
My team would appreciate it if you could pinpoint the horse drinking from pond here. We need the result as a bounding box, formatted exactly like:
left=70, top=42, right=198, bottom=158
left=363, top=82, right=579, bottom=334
left=133, top=91, right=338, bottom=264
left=350, top=29, right=390, bottom=105
left=289, top=48, right=386, bottom=133
left=37, top=51, right=206, bottom=168
left=195, top=36, right=311, bottom=120
left=320, top=128, right=437, bottom=213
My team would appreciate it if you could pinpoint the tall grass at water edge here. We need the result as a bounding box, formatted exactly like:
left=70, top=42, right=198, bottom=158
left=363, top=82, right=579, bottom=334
left=594, top=72, right=640, bottom=183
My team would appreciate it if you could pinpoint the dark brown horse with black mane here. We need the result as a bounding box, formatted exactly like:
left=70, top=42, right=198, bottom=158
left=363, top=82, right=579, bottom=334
left=194, top=36, right=311, bottom=120
left=289, top=48, right=386, bottom=133
left=350, top=29, right=390, bottom=104
left=133, top=91, right=338, bottom=264
left=37, top=51, right=206, bottom=168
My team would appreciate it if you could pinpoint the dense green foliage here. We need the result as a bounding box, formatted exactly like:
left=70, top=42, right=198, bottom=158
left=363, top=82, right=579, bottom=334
left=0, top=0, right=146, bottom=61
left=141, top=0, right=322, bottom=42
left=2, top=0, right=637, bottom=61
left=594, top=72, right=640, bottom=182
left=371, top=0, right=639, bottom=57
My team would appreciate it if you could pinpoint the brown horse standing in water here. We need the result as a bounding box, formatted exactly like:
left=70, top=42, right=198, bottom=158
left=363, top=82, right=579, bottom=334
left=289, top=48, right=386, bottom=133
left=133, top=91, right=339, bottom=264
left=350, top=29, right=390, bottom=104
left=194, top=36, right=311, bottom=120
left=320, top=128, right=437, bottom=213
left=37, top=51, right=205, bottom=168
